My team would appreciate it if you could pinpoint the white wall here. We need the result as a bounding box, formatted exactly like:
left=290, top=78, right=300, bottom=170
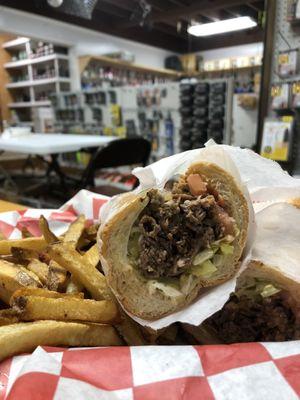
left=0, top=6, right=173, bottom=68
left=198, top=42, right=263, bottom=61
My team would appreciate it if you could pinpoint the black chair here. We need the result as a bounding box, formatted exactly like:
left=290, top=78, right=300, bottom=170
left=77, top=137, right=151, bottom=196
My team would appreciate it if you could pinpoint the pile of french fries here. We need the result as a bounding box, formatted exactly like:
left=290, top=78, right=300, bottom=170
left=0, top=214, right=205, bottom=362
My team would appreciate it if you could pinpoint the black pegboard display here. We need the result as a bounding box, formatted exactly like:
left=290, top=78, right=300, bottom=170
left=179, top=81, right=228, bottom=151
left=179, top=83, right=195, bottom=151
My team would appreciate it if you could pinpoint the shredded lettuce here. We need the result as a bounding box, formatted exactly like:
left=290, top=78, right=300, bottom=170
left=193, top=249, right=214, bottom=266
left=191, top=237, right=234, bottom=279
left=212, top=234, right=235, bottom=246
left=180, top=273, right=196, bottom=294
left=211, top=244, right=220, bottom=253
left=237, top=278, right=282, bottom=300
left=212, top=254, right=224, bottom=267
left=191, top=260, right=217, bottom=278
left=220, top=243, right=234, bottom=255
left=260, top=284, right=281, bottom=298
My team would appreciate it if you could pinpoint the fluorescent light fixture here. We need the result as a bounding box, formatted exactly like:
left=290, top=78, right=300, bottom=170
left=187, top=16, right=257, bottom=37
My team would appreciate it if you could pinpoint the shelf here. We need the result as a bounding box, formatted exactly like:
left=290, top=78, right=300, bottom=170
left=79, top=55, right=261, bottom=81
left=2, top=37, right=29, bottom=49
left=79, top=55, right=181, bottom=78
left=6, top=77, right=71, bottom=89
left=189, top=65, right=262, bottom=76
left=274, top=74, right=300, bottom=82
left=8, top=101, right=51, bottom=108
left=4, top=53, right=69, bottom=69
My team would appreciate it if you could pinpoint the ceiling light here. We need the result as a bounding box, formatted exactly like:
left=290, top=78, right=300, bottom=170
left=187, top=16, right=257, bottom=37
left=47, top=0, right=63, bottom=7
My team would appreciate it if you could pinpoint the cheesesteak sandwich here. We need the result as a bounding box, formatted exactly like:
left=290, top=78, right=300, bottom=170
left=204, top=260, right=300, bottom=342
left=199, top=202, right=300, bottom=343
left=100, top=162, right=249, bottom=320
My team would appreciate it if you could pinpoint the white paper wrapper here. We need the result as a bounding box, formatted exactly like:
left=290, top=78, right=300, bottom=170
left=218, top=144, right=300, bottom=194
left=100, top=143, right=255, bottom=330
left=252, top=202, right=300, bottom=283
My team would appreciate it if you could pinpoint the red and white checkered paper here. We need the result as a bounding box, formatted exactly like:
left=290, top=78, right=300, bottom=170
left=0, top=189, right=299, bottom=400
left=0, top=343, right=300, bottom=400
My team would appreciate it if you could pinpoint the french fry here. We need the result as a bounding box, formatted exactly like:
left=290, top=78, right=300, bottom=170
left=0, top=320, right=123, bottom=361
left=0, top=316, right=19, bottom=326
left=11, top=247, right=39, bottom=263
left=76, top=235, right=91, bottom=251
left=0, top=260, right=41, bottom=304
left=63, top=215, right=86, bottom=247
left=0, top=237, right=47, bottom=255
left=27, top=259, right=49, bottom=285
left=26, top=258, right=67, bottom=291
left=11, top=287, right=84, bottom=300
left=85, top=223, right=99, bottom=240
left=22, top=267, right=43, bottom=287
left=181, top=323, right=221, bottom=345
left=82, top=243, right=99, bottom=268
left=0, top=255, right=21, bottom=264
left=0, top=308, right=20, bottom=325
left=0, top=231, right=6, bottom=240
left=48, top=243, right=111, bottom=300
left=156, top=324, right=179, bottom=345
left=39, top=216, right=59, bottom=244
left=47, top=260, right=67, bottom=291
left=11, top=293, right=119, bottom=324
left=66, top=277, right=83, bottom=294
left=39, top=252, right=51, bottom=264
left=115, top=312, right=147, bottom=346
left=21, top=227, right=33, bottom=239
left=76, top=222, right=99, bottom=251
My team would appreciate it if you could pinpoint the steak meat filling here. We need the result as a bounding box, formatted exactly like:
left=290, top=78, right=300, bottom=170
left=136, top=176, right=234, bottom=279
left=209, top=292, right=300, bottom=342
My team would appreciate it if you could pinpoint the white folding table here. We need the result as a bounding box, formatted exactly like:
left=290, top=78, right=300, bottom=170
left=0, top=133, right=116, bottom=155
left=0, top=133, right=116, bottom=192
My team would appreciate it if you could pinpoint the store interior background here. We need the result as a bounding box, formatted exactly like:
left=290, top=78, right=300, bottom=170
left=0, top=0, right=297, bottom=208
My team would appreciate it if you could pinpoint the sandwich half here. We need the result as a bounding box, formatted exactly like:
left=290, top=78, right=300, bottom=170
left=100, top=162, right=249, bottom=320
left=204, top=260, right=300, bottom=342
left=196, top=201, right=300, bottom=343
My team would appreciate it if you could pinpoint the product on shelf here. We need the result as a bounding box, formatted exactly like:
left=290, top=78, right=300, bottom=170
left=50, top=88, right=124, bottom=137
left=32, top=65, right=56, bottom=80
left=194, top=82, right=210, bottom=94
left=4, top=36, right=71, bottom=129
left=291, top=81, right=300, bottom=107
left=271, top=83, right=290, bottom=110
left=260, top=117, right=294, bottom=162
left=277, top=49, right=299, bottom=77
left=11, top=73, right=29, bottom=83
left=82, top=65, right=161, bottom=88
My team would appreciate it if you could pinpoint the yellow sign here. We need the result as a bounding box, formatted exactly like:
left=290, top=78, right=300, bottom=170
left=278, top=53, right=289, bottom=64
left=261, top=147, right=289, bottom=161
left=261, top=119, right=292, bottom=162
left=115, top=126, right=126, bottom=138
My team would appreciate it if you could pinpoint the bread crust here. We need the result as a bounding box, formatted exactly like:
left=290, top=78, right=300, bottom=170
left=99, top=161, right=249, bottom=320
left=239, top=260, right=300, bottom=303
